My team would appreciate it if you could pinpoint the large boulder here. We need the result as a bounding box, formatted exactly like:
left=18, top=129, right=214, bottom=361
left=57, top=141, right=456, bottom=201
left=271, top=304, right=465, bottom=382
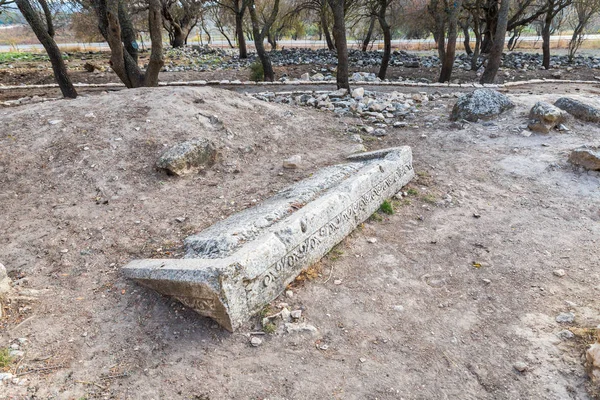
left=450, top=89, right=515, bottom=122
left=554, top=97, right=600, bottom=123
left=568, top=146, right=600, bottom=170
left=528, top=102, right=567, bottom=133
left=156, top=138, right=218, bottom=176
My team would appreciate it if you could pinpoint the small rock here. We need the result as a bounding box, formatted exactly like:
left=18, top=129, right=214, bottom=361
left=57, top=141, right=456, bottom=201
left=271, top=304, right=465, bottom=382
left=553, top=269, right=566, bottom=277
left=175, top=217, right=186, bottom=223
left=48, top=119, right=62, bottom=125
left=333, top=279, right=342, bottom=285
left=290, top=310, right=302, bottom=319
left=450, top=89, right=515, bottom=122
left=349, top=144, right=367, bottom=154
left=586, top=342, right=600, bottom=382
left=393, top=305, right=404, bottom=312
left=9, top=350, right=24, bottom=358
left=513, top=361, right=528, bottom=372
left=556, top=312, right=575, bottom=324
left=482, top=278, right=492, bottom=284
left=156, top=138, right=218, bottom=176
left=556, top=330, right=574, bottom=340
left=372, top=128, right=387, bottom=137
left=285, top=322, right=318, bottom=334
left=366, top=237, right=377, bottom=243
left=359, top=357, right=367, bottom=363
left=0, top=263, right=11, bottom=294
left=555, top=97, right=600, bottom=122
left=285, top=290, right=294, bottom=298
left=280, top=307, right=291, bottom=322
left=283, top=155, right=302, bottom=169
left=568, top=146, right=600, bottom=171
left=250, top=337, right=263, bottom=347
left=527, top=102, right=567, bottom=133
left=0, top=373, right=13, bottom=381
left=352, top=87, right=365, bottom=99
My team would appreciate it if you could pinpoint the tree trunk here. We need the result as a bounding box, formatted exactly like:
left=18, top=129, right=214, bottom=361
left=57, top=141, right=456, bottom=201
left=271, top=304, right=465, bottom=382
left=362, top=15, right=376, bottom=52
left=377, top=0, right=391, bottom=80
left=248, top=0, right=279, bottom=81
left=471, top=19, right=481, bottom=71
left=16, top=0, right=77, bottom=98
left=328, top=0, right=349, bottom=89
left=462, top=21, right=472, bottom=55
left=144, top=0, right=164, bottom=86
left=267, top=30, right=277, bottom=49
left=171, top=25, right=186, bottom=47
left=541, top=10, right=552, bottom=69
left=235, top=10, right=247, bottom=58
left=321, top=6, right=335, bottom=50
left=480, top=0, right=510, bottom=83
left=439, top=0, right=460, bottom=83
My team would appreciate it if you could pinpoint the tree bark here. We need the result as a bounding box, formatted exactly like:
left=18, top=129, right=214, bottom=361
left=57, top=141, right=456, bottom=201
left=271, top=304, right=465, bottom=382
left=248, top=0, right=279, bottom=81
left=321, top=3, right=335, bottom=50
left=471, top=17, right=481, bottom=71
left=145, top=0, right=164, bottom=86
left=377, top=0, right=391, bottom=80
left=541, top=12, right=551, bottom=69
left=16, top=0, right=77, bottom=98
left=438, top=0, right=460, bottom=83
left=480, top=0, right=510, bottom=83
left=328, top=0, right=349, bottom=89
left=461, top=20, right=472, bottom=55
left=362, top=14, right=376, bottom=52
left=235, top=0, right=248, bottom=58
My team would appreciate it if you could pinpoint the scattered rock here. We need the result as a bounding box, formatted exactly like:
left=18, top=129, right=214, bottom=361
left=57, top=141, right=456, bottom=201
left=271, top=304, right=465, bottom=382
left=527, top=102, right=567, bottom=133
left=450, top=89, right=515, bottom=122
left=556, top=312, right=575, bottom=324
left=568, top=146, right=600, bottom=171
left=513, top=361, right=528, bottom=372
left=556, top=330, right=574, bottom=340
left=250, top=336, right=263, bottom=347
left=366, top=237, right=377, bottom=243
left=553, top=269, right=566, bottom=277
left=554, top=97, right=600, bottom=122
left=283, top=155, right=302, bottom=169
left=349, top=144, right=367, bottom=154
left=285, top=322, right=318, bottom=334
left=0, top=373, right=13, bottom=382
left=333, top=279, right=342, bottom=285
left=290, top=310, right=302, bottom=319
left=156, top=138, right=218, bottom=176
left=83, top=62, right=102, bottom=72
left=359, top=357, right=367, bottom=363
left=48, top=119, right=62, bottom=125
left=352, top=87, right=365, bottom=99
left=285, top=290, right=294, bottom=298
left=371, top=128, right=387, bottom=137
left=586, top=342, right=600, bottom=382
left=0, top=263, right=11, bottom=294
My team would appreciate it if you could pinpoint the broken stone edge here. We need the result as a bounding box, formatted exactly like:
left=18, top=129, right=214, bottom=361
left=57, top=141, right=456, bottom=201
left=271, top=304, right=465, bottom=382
left=123, top=147, right=414, bottom=332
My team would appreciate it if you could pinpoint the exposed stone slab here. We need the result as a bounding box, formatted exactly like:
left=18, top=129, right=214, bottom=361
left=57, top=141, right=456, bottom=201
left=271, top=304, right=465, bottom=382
left=123, top=147, right=414, bottom=331
left=554, top=97, right=600, bottom=123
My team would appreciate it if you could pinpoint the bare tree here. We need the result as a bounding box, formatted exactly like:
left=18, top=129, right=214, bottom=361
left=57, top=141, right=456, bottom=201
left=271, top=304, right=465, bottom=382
left=248, top=0, right=280, bottom=81
left=16, top=0, right=77, bottom=98
left=567, top=0, right=599, bottom=61
left=90, top=0, right=164, bottom=87
left=540, top=0, right=572, bottom=69
left=429, top=0, right=462, bottom=82
left=161, top=0, right=205, bottom=47
left=217, top=0, right=250, bottom=58
left=480, top=0, right=509, bottom=83
left=376, top=0, right=393, bottom=79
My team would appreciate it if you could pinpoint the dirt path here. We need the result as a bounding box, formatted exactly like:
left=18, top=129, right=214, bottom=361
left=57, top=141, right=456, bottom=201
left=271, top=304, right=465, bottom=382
left=0, top=85, right=599, bottom=399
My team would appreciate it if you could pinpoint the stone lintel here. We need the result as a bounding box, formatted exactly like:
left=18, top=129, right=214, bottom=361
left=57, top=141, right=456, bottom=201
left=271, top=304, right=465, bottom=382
left=122, top=147, right=414, bottom=331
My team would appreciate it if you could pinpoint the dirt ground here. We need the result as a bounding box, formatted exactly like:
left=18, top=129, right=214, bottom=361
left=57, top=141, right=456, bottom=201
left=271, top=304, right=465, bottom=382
left=0, top=84, right=599, bottom=399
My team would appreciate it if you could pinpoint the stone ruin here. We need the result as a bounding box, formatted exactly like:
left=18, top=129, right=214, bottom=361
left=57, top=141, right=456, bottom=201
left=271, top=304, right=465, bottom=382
left=123, top=147, right=414, bottom=331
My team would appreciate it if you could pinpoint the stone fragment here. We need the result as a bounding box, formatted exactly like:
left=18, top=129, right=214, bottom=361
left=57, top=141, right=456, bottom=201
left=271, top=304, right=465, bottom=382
left=352, top=87, right=365, bottom=99
left=553, top=269, right=566, bottom=277
left=554, top=97, right=600, bottom=122
left=329, top=88, right=348, bottom=98
left=568, top=146, right=600, bottom=171
left=123, top=147, right=414, bottom=331
left=250, top=336, right=263, bottom=347
left=0, top=263, right=11, bottom=294
left=586, top=342, right=600, bottom=382
left=450, top=89, right=515, bottom=122
left=300, top=73, right=310, bottom=81
left=556, top=330, right=574, bottom=340
left=290, top=310, right=302, bottom=319
left=285, top=323, right=318, bottom=334
left=528, top=102, right=567, bottom=133
left=513, top=361, right=528, bottom=372
left=348, top=144, right=367, bottom=154
left=156, top=138, right=218, bottom=176
left=283, top=155, right=302, bottom=169
left=0, top=373, right=13, bottom=381
left=83, top=62, right=102, bottom=72
left=556, top=312, right=575, bottom=324
left=372, top=128, right=387, bottom=137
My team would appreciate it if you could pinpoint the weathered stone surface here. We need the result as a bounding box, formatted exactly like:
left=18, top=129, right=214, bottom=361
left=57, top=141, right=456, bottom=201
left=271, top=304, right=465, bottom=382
left=554, top=97, right=600, bottom=122
left=123, top=147, right=414, bottom=331
left=0, top=263, right=11, bottom=294
left=568, top=146, right=600, bottom=170
left=450, top=89, right=515, bottom=122
left=283, top=155, right=302, bottom=169
left=528, top=102, right=567, bottom=133
left=156, top=138, right=218, bottom=176
left=587, top=342, right=600, bottom=382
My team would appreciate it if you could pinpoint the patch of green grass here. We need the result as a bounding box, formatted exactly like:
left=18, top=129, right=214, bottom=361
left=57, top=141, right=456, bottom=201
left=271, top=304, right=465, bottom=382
left=379, top=200, right=394, bottom=215
left=249, top=60, right=264, bottom=82
left=263, top=322, right=276, bottom=334
left=369, top=212, right=383, bottom=222
left=416, top=170, right=430, bottom=178
left=327, top=246, right=344, bottom=261
left=0, top=348, right=13, bottom=369
left=259, top=305, right=274, bottom=319
left=406, top=188, right=419, bottom=196
left=421, top=194, right=437, bottom=204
